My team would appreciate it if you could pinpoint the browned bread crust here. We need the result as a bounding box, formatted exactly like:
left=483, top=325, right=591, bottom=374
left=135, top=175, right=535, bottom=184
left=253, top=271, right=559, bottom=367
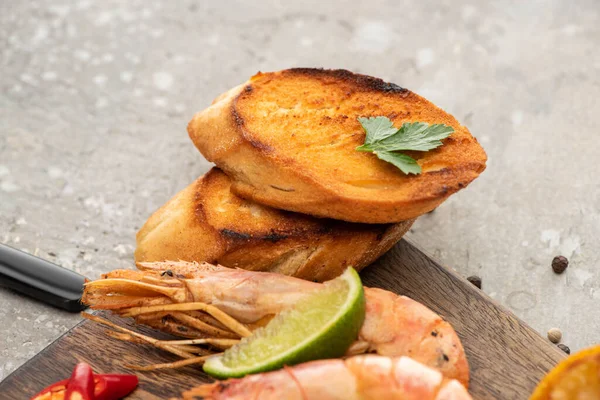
left=135, top=168, right=414, bottom=281
left=188, top=68, right=486, bottom=223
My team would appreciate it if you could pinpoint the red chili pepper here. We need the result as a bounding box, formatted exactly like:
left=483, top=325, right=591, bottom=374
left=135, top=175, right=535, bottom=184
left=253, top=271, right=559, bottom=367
left=30, top=379, right=69, bottom=400
left=94, top=374, right=139, bottom=400
left=65, top=363, right=95, bottom=400
left=31, top=364, right=138, bottom=400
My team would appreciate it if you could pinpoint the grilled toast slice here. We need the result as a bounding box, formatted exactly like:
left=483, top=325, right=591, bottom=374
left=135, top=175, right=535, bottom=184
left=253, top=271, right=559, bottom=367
left=135, top=168, right=414, bottom=282
left=188, top=68, right=486, bottom=223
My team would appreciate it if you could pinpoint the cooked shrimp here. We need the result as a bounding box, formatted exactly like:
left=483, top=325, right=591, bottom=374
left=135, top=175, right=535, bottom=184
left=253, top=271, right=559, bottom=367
left=82, top=261, right=468, bottom=386
left=183, top=355, right=472, bottom=400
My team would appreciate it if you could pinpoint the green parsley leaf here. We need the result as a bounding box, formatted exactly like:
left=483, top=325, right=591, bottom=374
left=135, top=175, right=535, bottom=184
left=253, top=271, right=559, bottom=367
left=356, top=116, right=454, bottom=175
left=379, top=122, right=454, bottom=152
left=357, top=116, right=399, bottom=144
left=374, top=151, right=422, bottom=175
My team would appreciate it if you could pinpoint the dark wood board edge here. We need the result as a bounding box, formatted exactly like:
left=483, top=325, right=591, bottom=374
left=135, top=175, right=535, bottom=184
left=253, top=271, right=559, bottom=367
left=0, top=239, right=565, bottom=400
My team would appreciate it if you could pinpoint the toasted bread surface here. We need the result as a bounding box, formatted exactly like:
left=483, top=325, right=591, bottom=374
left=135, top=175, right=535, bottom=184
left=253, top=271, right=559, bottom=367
left=135, top=168, right=413, bottom=281
left=188, top=68, right=486, bottom=223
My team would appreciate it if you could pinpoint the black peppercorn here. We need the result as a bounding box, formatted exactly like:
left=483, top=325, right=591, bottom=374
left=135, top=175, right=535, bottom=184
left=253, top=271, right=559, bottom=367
left=552, top=256, right=569, bottom=274
left=161, top=269, right=174, bottom=277
left=467, top=275, right=482, bottom=289
left=557, top=343, right=570, bottom=354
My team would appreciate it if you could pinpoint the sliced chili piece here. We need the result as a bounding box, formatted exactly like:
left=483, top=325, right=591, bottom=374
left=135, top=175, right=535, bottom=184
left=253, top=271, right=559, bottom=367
left=30, top=379, right=69, bottom=400
left=95, top=374, right=139, bottom=400
left=30, top=365, right=139, bottom=400
left=64, top=363, right=95, bottom=400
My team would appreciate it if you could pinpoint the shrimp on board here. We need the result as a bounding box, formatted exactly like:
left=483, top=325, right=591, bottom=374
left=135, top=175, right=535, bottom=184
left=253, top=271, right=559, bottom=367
left=82, top=261, right=469, bottom=386
left=184, top=355, right=472, bottom=400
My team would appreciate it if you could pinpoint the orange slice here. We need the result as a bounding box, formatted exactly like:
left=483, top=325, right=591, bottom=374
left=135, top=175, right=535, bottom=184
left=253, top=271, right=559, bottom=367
left=530, top=345, right=600, bottom=400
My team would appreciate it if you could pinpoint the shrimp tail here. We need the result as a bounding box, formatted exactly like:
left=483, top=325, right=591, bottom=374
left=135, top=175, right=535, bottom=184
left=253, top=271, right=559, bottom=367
left=360, top=288, right=470, bottom=388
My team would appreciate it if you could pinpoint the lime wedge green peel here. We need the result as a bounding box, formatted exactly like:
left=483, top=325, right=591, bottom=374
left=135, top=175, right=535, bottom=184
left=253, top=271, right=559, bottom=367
left=203, top=267, right=366, bottom=379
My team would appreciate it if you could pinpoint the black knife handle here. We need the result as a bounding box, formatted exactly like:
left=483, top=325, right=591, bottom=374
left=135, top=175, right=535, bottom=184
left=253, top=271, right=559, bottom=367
left=0, top=243, right=87, bottom=312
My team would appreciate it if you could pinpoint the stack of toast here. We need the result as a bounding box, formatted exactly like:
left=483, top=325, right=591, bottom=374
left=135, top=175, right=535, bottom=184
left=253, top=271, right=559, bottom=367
left=136, top=68, right=487, bottom=281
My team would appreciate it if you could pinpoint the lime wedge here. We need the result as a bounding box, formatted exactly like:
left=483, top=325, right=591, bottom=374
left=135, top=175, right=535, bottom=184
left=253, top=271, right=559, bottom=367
left=203, top=267, right=365, bottom=379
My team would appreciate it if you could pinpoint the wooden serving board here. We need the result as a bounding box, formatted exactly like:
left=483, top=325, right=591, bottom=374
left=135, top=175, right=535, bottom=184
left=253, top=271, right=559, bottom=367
left=1, top=240, right=565, bottom=400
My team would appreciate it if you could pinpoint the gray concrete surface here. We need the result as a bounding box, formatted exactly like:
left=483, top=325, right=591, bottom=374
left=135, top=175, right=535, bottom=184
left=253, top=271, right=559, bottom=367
left=1, top=0, right=599, bottom=380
